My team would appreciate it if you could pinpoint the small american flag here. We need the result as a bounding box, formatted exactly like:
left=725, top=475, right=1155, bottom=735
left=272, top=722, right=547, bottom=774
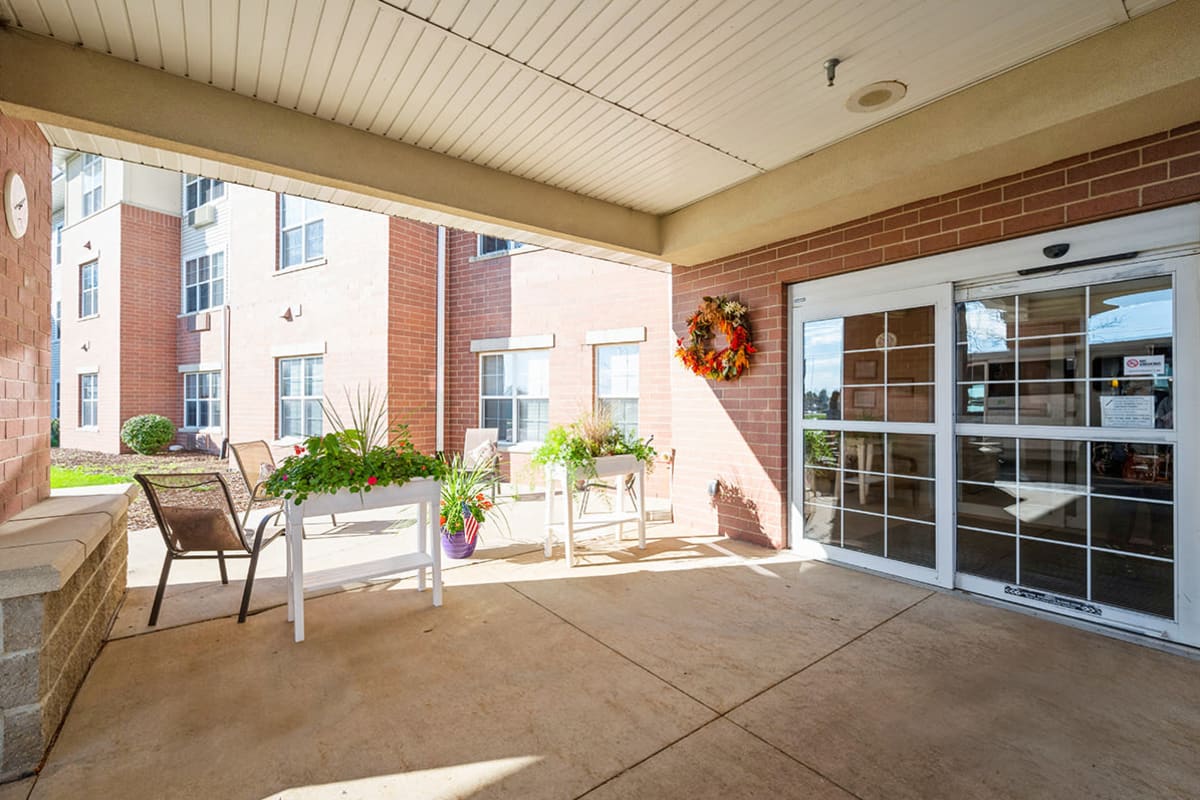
left=461, top=501, right=480, bottom=544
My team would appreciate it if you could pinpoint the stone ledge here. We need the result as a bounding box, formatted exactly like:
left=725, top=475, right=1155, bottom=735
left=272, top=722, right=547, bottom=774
left=0, top=485, right=137, bottom=600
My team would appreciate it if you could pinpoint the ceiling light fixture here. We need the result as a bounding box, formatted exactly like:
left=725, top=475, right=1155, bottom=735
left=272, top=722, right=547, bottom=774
left=846, top=81, right=907, bottom=113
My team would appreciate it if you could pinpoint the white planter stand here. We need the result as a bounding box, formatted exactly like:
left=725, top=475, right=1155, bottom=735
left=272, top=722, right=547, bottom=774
left=544, top=454, right=646, bottom=566
left=284, top=478, right=441, bottom=642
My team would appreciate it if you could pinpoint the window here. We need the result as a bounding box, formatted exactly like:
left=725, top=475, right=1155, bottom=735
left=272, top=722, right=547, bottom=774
left=279, top=356, right=323, bottom=438
left=279, top=196, right=324, bottom=269
left=183, top=371, right=222, bottom=429
left=476, top=236, right=525, bottom=257
left=80, top=154, right=103, bottom=218
left=183, top=252, right=225, bottom=313
left=184, top=174, right=224, bottom=212
left=52, top=301, right=61, bottom=341
left=79, top=261, right=99, bottom=318
left=79, top=373, right=98, bottom=427
left=53, top=222, right=62, bottom=265
left=53, top=381, right=60, bottom=420
left=596, top=344, right=639, bottom=437
left=480, top=351, right=549, bottom=444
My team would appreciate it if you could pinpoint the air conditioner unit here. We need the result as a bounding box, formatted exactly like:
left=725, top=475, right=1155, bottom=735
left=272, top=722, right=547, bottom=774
left=189, top=205, right=217, bottom=228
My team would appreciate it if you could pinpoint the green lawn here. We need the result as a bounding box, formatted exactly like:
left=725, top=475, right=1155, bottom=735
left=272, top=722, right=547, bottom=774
left=50, top=466, right=135, bottom=489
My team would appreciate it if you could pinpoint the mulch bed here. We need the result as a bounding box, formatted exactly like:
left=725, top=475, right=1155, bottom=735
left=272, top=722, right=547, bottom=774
left=52, top=448, right=258, bottom=532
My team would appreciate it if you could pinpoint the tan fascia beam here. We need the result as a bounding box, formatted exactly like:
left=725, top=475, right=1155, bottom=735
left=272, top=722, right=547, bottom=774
left=661, top=0, right=1200, bottom=267
left=0, top=26, right=660, bottom=260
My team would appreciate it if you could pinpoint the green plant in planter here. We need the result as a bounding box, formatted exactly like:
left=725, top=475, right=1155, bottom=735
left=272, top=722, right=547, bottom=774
left=532, top=410, right=657, bottom=477
left=263, top=385, right=444, bottom=504
left=439, top=454, right=507, bottom=535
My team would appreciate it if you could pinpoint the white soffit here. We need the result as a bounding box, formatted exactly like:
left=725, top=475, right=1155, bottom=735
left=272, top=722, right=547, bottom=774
left=0, top=0, right=1174, bottom=217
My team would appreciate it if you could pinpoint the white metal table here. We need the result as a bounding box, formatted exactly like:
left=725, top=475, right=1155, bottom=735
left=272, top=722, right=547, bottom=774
left=283, top=478, right=442, bottom=642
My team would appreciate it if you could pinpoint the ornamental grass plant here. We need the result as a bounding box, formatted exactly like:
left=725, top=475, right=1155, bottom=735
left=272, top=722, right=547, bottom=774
left=263, top=385, right=444, bottom=504
left=532, top=410, right=657, bottom=478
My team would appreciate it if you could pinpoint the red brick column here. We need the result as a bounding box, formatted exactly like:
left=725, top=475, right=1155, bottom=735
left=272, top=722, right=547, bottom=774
left=0, top=113, right=51, bottom=521
left=387, top=217, right=439, bottom=454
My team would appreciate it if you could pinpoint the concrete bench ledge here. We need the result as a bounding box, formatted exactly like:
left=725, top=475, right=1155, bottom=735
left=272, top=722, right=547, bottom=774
left=0, top=484, right=138, bottom=600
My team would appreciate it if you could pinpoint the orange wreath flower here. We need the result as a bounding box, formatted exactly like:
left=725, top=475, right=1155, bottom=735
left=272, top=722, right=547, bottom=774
left=675, top=295, right=756, bottom=381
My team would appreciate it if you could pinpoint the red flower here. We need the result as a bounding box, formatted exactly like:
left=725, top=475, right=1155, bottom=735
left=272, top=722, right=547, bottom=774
left=280, top=474, right=288, bottom=481
left=367, top=476, right=378, bottom=486
left=294, top=445, right=306, bottom=455
left=476, top=493, right=485, bottom=501
left=439, top=515, right=447, bottom=526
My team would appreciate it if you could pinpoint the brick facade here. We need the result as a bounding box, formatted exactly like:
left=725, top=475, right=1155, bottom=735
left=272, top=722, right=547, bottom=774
left=118, top=205, right=181, bottom=436
left=671, top=120, right=1200, bottom=548
left=446, top=231, right=673, bottom=491
left=387, top=217, right=439, bottom=453
left=0, top=113, right=51, bottom=521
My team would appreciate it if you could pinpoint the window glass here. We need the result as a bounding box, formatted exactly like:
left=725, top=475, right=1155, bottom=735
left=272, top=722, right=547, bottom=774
left=185, top=175, right=225, bottom=212
left=596, top=344, right=639, bottom=436
left=279, top=196, right=325, bottom=269
left=184, top=371, right=221, bottom=429
left=279, top=356, right=323, bottom=437
left=79, top=373, right=98, bottom=427
left=80, top=154, right=103, bottom=218
left=79, top=261, right=99, bottom=318
left=480, top=350, right=550, bottom=444
left=183, top=253, right=225, bottom=313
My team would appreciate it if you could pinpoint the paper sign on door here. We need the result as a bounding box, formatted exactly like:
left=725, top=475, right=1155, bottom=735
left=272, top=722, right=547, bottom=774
left=1123, top=355, right=1165, bottom=376
left=1099, top=395, right=1155, bottom=428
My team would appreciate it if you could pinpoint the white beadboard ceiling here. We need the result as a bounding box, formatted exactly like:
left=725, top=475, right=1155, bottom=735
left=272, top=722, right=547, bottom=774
left=1, top=0, right=1176, bottom=223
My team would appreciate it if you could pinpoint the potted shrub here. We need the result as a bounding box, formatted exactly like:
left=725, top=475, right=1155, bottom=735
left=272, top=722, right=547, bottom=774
left=438, top=454, right=507, bottom=559
left=263, top=386, right=444, bottom=505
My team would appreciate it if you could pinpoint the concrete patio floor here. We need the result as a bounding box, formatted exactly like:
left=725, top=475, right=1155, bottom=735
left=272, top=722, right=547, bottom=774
left=10, top=498, right=1200, bottom=799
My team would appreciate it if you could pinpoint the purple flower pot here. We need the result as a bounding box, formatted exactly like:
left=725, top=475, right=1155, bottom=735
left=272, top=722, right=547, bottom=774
left=441, top=529, right=478, bottom=559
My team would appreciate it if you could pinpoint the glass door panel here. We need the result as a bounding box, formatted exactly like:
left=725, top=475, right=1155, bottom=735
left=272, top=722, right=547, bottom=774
left=955, top=273, right=1177, bottom=622
left=801, top=303, right=940, bottom=573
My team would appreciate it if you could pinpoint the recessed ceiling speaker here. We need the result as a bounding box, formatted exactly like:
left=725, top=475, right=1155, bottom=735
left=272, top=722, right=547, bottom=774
left=846, top=81, right=907, bottom=113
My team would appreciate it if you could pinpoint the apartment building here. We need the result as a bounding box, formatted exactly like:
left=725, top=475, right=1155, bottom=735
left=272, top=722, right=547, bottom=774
left=52, top=153, right=671, bottom=487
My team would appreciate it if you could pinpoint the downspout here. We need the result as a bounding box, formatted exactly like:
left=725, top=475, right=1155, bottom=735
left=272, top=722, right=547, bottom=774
left=435, top=226, right=446, bottom=453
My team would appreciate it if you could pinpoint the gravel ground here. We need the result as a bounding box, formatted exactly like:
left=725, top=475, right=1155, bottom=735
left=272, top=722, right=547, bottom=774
left=52, top=448, right=258, bottom=532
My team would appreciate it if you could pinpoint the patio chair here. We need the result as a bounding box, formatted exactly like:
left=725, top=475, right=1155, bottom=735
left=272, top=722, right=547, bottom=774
left=135, top=472, right=285, bottom=626
left=230, top=439, right=336, bottom=535
left=463, top=427, right=501, bottom=499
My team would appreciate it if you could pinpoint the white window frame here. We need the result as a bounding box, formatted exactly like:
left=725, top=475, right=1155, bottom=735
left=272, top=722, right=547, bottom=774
left=184, top=174, right=224, bottom=213
left=278, top=356, right=324, bottom=439
left=183, top=371, right=222, bottom=430
left=80, top=154, right=103, bottom=218
left=479, top=350, right=550, bottom=445
left=595, top=343, right=640, bottom=437
left=279, top=195, right=325, bottom=270
left=79, top=261, right=99, bottom=318
left=53, top=222, right=62, bottom=265
left=183, top=250, right=226, bottom=313
left=476, top=236, right=526, bottom=257
left=79, top=373, right=98, bottom=428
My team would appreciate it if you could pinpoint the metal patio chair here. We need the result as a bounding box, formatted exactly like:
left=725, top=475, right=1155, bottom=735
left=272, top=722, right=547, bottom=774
left=463, top=427, right=501, bottom=499
left=230, top=439, right=336, bottom=536
left=136, top=472, right=285, bottom=626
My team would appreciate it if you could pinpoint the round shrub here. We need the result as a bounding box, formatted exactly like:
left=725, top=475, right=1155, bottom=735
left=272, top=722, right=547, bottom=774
left=120, top=414, right=176, bottom=455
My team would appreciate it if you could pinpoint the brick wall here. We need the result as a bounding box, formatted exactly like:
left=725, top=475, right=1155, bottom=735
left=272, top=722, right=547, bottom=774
left=119, top=205, right=182, bottom=444
left=0, top=113, right=51, bottom=521
left=387, top=217, right=439, bottom=454
left=671, top=120, right=1200, bottom=548
left=445, top=231, right=673, bottom=491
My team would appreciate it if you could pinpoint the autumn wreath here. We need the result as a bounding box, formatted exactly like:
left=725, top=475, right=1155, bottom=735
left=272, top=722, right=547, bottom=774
left=675, top=295, right=756, bottom=381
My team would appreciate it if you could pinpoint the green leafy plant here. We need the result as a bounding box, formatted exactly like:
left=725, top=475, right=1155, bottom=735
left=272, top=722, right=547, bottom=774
left=438, top=454, right=506, bottom=535
left=120, top=414, right=176, bottom=454
left=50, top=418, right=60, bottom=448
left=803, top=429, right=837, bottom=466
left=532, top=410, right=657, bottom=477
left=263, top=385, right=444, bottom=504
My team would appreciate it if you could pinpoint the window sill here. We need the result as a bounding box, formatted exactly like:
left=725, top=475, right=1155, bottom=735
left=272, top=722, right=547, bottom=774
left=468, top=246, right=539, bottom=263
left=275, top=258, right=328, bottom=276
left=178, top=427, right=222, bottom=434
left=78, top=314, right=100, bottom=322
left=76, top=426, right=99, bottom=432
left=177, top=308, right=224, bottom=319
left=498, top=442, right=541, bottom=454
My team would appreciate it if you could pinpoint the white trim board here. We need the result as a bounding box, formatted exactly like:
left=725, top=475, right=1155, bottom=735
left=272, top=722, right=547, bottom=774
left=270, top=341, right=327, bottom=358
left=177, top=362, right=220, bottom=373
left=586, top=327, right=646, bottom=345
left=470, top=334, right=554, bottom=353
